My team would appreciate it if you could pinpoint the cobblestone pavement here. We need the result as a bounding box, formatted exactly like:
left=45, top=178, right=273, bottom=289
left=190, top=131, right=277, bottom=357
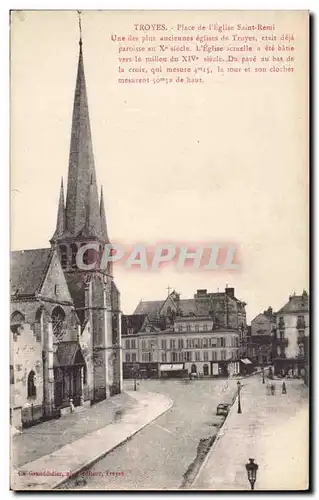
left=12, top=392, right=136, bottom=468
left=61, top=378, right=239, bottom=490
left=192, top=377, right=309, bottom=491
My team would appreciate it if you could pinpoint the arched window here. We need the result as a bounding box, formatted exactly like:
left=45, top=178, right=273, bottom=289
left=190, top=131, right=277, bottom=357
left=27, top=370, right=36, bottom=398
left=59, top=244, right=68, bottom=270
left=11, top=311, right=25, bottom=338
left=51, top=306, right=66, bottom=340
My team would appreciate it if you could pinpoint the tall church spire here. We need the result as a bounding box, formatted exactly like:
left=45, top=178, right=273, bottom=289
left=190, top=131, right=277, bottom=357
left=100, top=186, right=109, bottom=242
left=51, top=178, right=66, bottom=242
left=64, top=27, right=102, bottom=239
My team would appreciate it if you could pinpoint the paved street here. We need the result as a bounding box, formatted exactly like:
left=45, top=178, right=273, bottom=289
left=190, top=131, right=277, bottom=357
left=193, top=376, right=309, bottom=491
left=60, top=378, right=238, bottom=490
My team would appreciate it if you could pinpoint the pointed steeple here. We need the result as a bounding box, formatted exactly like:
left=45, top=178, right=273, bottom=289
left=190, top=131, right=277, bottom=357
left=100, top=186, right=109, bottom=242
left=65, top=34, right=101, bottom=238
left=51, top=178, right=66, bottom=242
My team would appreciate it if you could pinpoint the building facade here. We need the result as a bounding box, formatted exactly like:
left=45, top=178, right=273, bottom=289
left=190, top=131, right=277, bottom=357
left=273, top=290, right=309, bottom=377
left=122, top=287, right=247, bottom=378
left=246, top=307, right=276, bottom=366
left=10, top=37, right=122, bottom=429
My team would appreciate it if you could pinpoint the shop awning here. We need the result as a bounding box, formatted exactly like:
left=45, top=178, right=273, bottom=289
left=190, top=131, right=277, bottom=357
left=160, top=364, right=184, bottom=372
left=240, top=358, right=252, bottom=365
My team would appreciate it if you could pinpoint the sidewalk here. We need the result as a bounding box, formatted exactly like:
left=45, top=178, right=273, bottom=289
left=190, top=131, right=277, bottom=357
left=192, top=377, right=309, bottom=491
left=11, top=390, right=173, bottom=490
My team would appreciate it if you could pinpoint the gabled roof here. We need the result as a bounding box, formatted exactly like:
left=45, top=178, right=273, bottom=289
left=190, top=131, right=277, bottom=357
left=54, top=341, right=85, bottom=367
left=11, top=248, right=52, bottom=298
left=134, top=300, right=164, bottom=316
left=277, top=293, right=309, bottom=314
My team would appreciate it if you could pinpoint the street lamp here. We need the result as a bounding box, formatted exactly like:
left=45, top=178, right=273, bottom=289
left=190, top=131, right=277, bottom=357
left=237, top=380, right=242, bottom=414
left=262, top=364, right=265, bottom=384
left=245, top=458, right=259, bottom=490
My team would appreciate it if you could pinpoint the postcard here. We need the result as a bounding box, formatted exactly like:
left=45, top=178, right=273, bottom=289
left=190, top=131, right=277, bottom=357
left=10, top=10, right=309, bottom=491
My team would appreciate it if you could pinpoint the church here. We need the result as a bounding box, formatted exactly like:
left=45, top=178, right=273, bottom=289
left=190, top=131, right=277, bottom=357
left=10, top=34, right=122, bottom=429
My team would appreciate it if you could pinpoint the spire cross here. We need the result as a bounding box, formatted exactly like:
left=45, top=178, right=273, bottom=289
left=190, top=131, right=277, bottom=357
left=77, top=10, right=82, bottom=45
left=166, top=285, right=172, bottom=296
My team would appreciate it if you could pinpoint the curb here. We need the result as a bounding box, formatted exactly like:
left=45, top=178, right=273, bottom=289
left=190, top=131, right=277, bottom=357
left=189, top=382, right=245, bottom=488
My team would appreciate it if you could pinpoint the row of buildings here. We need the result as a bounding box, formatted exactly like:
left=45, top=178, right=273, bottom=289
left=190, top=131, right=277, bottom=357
left=122, top=289, right=310, bottom=381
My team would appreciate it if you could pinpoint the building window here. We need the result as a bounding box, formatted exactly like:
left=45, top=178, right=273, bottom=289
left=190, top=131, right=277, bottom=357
left=161, top=339, right=167, bottom=349
left=185, top=351, right=192, bottom=362
left=141, top=340, right=146, bottom=349
left=203, top=338, right=208, bottom=348
left=161, top=352, right=167, bottom=362
left=125, top=339, right=130, bottom=349
left=10, top=365, right=14, bottom=385
left=178, top=338, right=184, bottom=349
left=186, top=325, right=191, bottom=332
left=27, top=370, right=36, bottom=399
left=10, top=311, right=25, bottom=338
left=131, top=339, right=136, bottom=349
left=203, top=351, right=209, bottom=361
left=195, top=324, right=199, bottom=332
left=221, top=350, right=226, bottom=360
left=51, top=306, right=66, bottom=341
left=212, top=350, right=217, bottom=361
left=203, top=325, right=208, bottom=331
left=220, top=337, right=226, bottom=347
left=170, top=339, right=176, bottom=349
left=131, top=353, right=137, bottom=362
left=195, top=351, right=200, bottom=361
left=125, top=352, right=130, bottom=362
left=186, top=339, right=191, bottom=349
left=172, top=352, right=177, bottom=362
left=178, top=325, right=183, bottom=332
left=127, top=328, right=134, bottom=334
left=203, top=364, right=209, bottom=376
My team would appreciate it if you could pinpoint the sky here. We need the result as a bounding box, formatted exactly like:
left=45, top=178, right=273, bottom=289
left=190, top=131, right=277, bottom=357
left=10, top=10, right=309, bottom=322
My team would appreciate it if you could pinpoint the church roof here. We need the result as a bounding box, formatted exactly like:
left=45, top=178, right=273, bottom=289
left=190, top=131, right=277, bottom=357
left=11, top=248, right=52, bottom=297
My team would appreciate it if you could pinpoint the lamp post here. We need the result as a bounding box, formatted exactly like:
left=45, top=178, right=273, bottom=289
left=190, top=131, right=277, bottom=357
left=245, top=458, right=259, bottom=490
left=262, top=364, right=265, bottom=384
left=237, top=380, right=242, bottom=414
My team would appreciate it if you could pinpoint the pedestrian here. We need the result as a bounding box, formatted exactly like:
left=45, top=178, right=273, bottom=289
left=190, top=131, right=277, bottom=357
left=282, top=381, right=287, bottom=394
left=271, top=383, right=275, bottom=395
